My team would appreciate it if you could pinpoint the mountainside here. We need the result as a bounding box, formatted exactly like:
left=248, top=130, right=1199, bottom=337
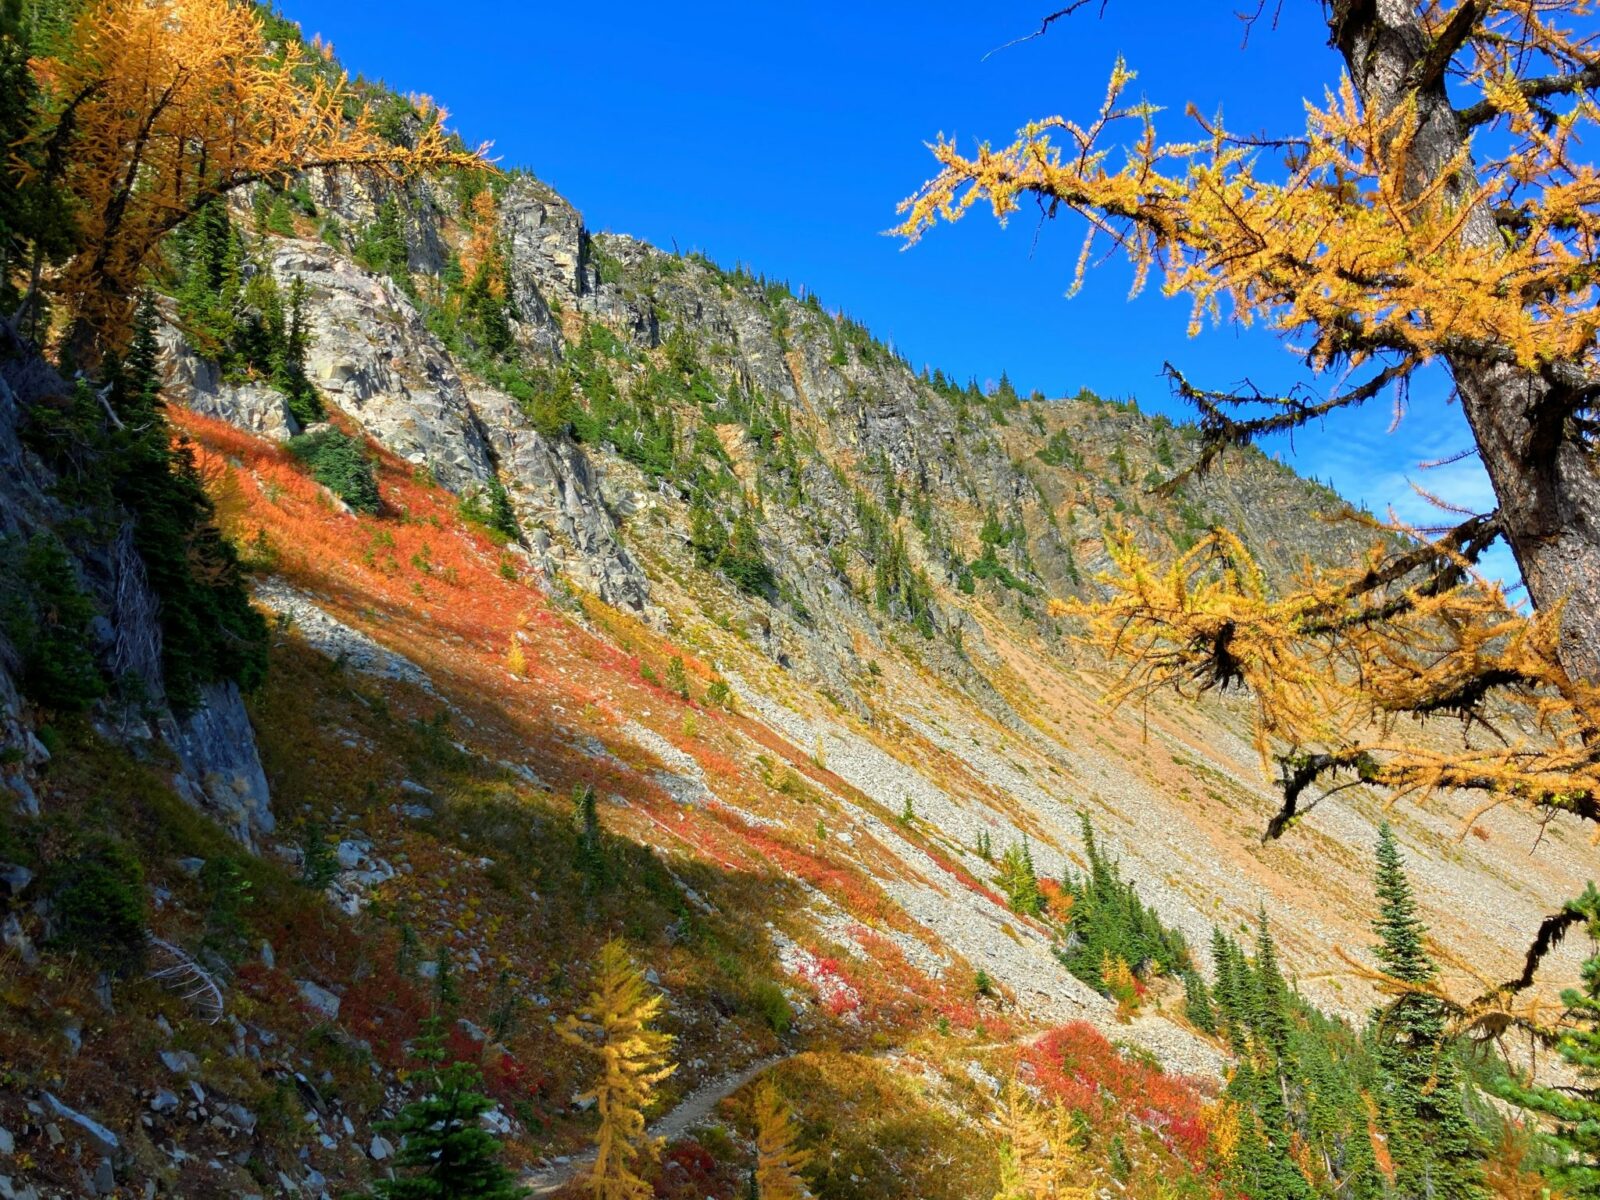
left=164, top=156, right=1587, bottom=1013
left=0, top=14, right=1594, bottom=1200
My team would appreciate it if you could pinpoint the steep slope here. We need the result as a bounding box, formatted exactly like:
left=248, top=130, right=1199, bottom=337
left=160, top=155, right=1593, bottom=1025
left=0, top=38, right=1590, bottom=1200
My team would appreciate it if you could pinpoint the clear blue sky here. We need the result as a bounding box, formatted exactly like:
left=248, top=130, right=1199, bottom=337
left=287, top=1, right=1516, bottom=586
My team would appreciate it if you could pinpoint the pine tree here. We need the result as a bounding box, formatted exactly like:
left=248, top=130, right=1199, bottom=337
left=1489, top=883, right=1600, bottom=1194
left=368, top=1057, right=526, bottom=1199
left=574, top=783, right=605, bottom=891
left=1182, top=967, right=1217, bottom=1035
left=752, top=1080, right=810, bottom=1200
left=557, top=940, right=676, bottom=1200
left=358, top=195, right=410, bottom=281
left=1223, top=1060, right=1315, bottom=1200
left=1250, top=908, right=1292, bottom=1061
left=1213, top=931, right=1253, bottom=1056
left=1369, top=823, right=1483, bottom=1200
left=367, top=980, right=522, bottom=1200
left=1296, top=1021, right=1385, bottom=1200
left=278, top=275, right=322, bottom=424
left=96, top=292, right=269, bottom=709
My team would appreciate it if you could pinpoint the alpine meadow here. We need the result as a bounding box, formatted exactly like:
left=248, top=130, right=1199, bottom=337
left=4, top=2, right=1600, bottom=1199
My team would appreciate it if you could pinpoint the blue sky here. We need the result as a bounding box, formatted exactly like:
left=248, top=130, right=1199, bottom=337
left=290, top=1, right=1516, bottom=586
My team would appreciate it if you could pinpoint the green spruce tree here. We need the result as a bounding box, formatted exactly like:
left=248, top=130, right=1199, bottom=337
left=368, top=1012, right=525, bottom=1199
left=574, top=783, right=605, bottom=891
left=1249, top=908, right=1293, bottom=1062
left=1182, top=967, right=1217, bottom=1035
left=1488, top=882, right=1600, bottom=1194
left=1369, top=823, right=1483, bottom=1200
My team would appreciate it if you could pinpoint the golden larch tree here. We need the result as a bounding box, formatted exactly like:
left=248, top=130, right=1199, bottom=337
left=21, top=0, right=488, bottom=359
left=459, top=188, right=506, bottom=299
left=994, top=1077, right=1094, bottom=1200
left=752, top=1079, right=811, bottom=1200
left=557, top=939, right=676, bottom=1200
left=898, top=3, right=1600, bottom=962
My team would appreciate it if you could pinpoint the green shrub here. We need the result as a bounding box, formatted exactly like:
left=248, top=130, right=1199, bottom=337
left=49, top=838, right=146, bottom=974
left=457, top=478, right=519, bottom=541
left=287, top=428, right=381, bottom=514
left=750, top=980, right=794, bottom=1034
left=0, top=533, right=105, bottom=711
left=200, top=854, right=254, bottom=963
left=664, top=655, right=690, bottom=699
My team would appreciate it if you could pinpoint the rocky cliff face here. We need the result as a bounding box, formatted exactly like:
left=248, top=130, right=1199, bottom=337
left=0, top=334, right=273, bottom=847
left=168, top=164, right=1370, bottom=728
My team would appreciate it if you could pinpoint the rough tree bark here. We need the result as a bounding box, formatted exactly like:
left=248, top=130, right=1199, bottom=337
left=1330, top=0, right=1600, bottom=685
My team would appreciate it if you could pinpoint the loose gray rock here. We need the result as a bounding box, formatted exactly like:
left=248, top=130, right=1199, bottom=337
left=160, top=1050, right=199, bottom=1074
left=0, top=914, right=35, bottom=966
left=42, top=1092, right=119, bottom=1156
left=296, top=980, right=340, bottom=1021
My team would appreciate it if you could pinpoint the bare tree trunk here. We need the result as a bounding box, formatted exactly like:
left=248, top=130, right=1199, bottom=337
left=1331, top=0, right=1600, bottom=684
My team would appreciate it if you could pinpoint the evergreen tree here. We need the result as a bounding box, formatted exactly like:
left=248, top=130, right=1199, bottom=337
left=276, top=275, right=322, bottom=424
left=1182, top=967, right=1217, bottom=1035
left=0, top=532, right=105, bottom=710
left=484, top=477, right=519, bottom=541
left=92, top=297, right=268, bottom=709
left=1223, top=1060, right=1315, bottom=1200
left=1369, top=823, right=1483, bottom=1200
left=367, top=1029, right=525, bottom=1199
left=688, top=494, right=730, bottom=569
left=1295, top=1013, right=1385, bottom=1199
left=1250, top=908, right=1292, bottom=1061
left=721, top=508, right=775, bottom=597
left=1059, top=815, right=1189, bottom=991
left=463, top=260, right=514, bottom=357
left=176, top=200, right=244, bottom=356
left=357, top=195, right=410, bottom=281
left=1211, top=927, right=1248, bottom=1052
left=1489, top=882, right=1600, bottom=1194
left=574, top=783, right=605, bottom=891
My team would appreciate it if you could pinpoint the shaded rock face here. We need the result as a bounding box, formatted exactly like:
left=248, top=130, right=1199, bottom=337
left=163, top=681, right=275, bottom=845
left=0, top=332, right=275, bottom=847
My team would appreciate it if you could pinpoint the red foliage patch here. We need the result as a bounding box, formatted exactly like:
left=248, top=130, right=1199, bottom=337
left=1024, top=1022, right=1212, bottom=1167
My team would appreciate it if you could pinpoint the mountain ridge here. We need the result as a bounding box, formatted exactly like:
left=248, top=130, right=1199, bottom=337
left=0, top=17, right=1589, bottom=1197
